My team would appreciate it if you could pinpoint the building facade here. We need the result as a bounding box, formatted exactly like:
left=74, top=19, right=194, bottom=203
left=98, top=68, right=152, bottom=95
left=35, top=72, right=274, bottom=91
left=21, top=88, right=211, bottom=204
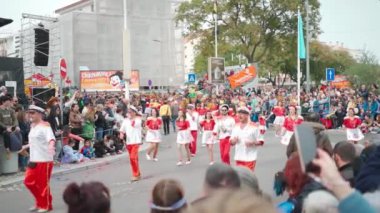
left=56, top=0, right=184, bottom=88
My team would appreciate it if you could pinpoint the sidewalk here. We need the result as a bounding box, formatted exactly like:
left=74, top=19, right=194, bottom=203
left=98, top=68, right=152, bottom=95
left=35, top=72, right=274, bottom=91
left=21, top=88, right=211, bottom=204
left=0, top=143, right=148, bottom=188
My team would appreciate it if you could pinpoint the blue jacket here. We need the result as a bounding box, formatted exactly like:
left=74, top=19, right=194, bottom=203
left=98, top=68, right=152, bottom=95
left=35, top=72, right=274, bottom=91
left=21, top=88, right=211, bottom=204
left=339, top=191, right=376, bottom=213
left=61, top=145, right=83, bottom=164
left=370, top=101, right=378, bottom=114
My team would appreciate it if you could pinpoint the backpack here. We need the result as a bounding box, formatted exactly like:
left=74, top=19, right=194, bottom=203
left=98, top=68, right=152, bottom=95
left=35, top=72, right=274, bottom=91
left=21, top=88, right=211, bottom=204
left=9, top=131, right=22, bottom=152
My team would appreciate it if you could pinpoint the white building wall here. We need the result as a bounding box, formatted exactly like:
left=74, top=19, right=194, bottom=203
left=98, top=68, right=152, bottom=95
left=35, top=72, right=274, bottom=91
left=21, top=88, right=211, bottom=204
left=183, top=36, right=200, bottom=74
left=58, top=0, right=184, bottom=88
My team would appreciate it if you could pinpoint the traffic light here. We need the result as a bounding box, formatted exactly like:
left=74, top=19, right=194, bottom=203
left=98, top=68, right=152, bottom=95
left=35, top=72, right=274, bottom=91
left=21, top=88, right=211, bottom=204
left=34, top=28, right=49, bottom=66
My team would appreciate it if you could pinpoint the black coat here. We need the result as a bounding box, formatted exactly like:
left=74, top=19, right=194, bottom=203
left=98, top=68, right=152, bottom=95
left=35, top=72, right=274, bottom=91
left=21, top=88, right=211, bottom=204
left=355, top=145, right=380, bottom=193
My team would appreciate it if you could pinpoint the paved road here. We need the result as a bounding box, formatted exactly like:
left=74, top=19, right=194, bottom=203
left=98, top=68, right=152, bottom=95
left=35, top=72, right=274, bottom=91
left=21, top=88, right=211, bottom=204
left=0, top=129, right=347, bottom=213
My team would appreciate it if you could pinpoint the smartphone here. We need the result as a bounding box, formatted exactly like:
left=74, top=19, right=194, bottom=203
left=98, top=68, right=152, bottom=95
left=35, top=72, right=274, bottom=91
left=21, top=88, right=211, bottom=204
left=294, top=123, right=317, bottom=173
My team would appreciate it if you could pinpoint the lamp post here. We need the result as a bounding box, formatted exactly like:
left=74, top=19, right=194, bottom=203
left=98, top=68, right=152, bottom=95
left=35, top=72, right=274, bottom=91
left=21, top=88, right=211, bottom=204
left=305, top=0, right=311, bottom=92
left=123, top=0, right=131, bottom=99
left=214, top=0, right=218, bottom=58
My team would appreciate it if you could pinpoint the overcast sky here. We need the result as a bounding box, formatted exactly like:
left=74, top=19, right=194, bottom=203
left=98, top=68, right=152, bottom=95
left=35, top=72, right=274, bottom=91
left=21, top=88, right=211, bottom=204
left=1, top=0, right=380, bottom=59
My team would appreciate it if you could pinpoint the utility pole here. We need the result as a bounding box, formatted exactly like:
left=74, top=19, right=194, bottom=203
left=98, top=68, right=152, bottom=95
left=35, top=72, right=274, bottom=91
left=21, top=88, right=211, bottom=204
left=214, top=0, right=218, bottom=57
left=214, top=0, right=219, bottom=95
left=123, top=0, right=131, bottom=99
left=305, top=0, right=311, bottom=92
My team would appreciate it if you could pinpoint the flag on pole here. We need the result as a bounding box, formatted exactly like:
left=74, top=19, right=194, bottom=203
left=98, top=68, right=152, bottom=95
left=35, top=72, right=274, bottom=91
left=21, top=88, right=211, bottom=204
left=298, top=10, right=306, bottom=59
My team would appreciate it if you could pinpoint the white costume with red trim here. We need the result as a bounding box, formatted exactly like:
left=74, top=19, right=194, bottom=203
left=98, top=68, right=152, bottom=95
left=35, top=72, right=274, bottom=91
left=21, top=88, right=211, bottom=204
left=145, top=117, right=162, bottom=143
left=213, top=116, right=235, bottom=139
left=176, top=120, right=192, bottom=144
left=29, top=122, right=56, bottom=162
left=24, top=121, right=56, bottom=211
left=258, top=116, right=266, bottom=143
left=120, top=117, right=143, bottom=145
left=343, top=116, right=364, bottom=141
left=281, top=115, right=303, bottom=145
left=273, top=106, right=286, bottom=125
left=200, top=119, right=216, bottom=145
left=230, top=122, right=261, bottom=162
left=186, top=111, right=200, bottom=131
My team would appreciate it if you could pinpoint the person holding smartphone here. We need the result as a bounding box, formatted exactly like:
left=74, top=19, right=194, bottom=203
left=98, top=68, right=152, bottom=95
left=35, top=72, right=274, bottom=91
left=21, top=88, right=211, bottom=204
left=19, top=105, right=56, bottom=213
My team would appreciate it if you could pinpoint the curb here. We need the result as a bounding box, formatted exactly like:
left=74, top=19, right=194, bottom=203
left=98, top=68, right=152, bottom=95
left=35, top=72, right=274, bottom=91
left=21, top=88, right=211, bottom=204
left=0, top=143, right=149, bottom=188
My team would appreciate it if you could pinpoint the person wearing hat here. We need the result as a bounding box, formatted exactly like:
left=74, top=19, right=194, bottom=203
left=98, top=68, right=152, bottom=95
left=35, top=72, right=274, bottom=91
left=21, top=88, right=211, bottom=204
left=230, top=107, right=262, bottom=171
left=119, top=105, right=143, bottom=182
left=213, top=104, right=235, bottom=165
left=186, top=104, right=200, bottom=156
left=19, top=105, right=56, bottom=212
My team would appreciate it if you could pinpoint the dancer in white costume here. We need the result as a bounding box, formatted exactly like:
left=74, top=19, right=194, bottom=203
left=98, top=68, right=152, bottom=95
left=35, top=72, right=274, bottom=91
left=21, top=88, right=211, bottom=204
left=145, top=108, right=162, bottom=161
left=343, top=108, right=364, bottom=143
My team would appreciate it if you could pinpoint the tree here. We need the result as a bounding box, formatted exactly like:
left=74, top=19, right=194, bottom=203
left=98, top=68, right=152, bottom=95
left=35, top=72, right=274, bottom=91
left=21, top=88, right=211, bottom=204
left=344, top=50, right=380, bottom=86
left=308, top=41, right=356, bottom=82
left=176, top=0, right=321, bottom=71
left=260, top=38, right=355, bottom=86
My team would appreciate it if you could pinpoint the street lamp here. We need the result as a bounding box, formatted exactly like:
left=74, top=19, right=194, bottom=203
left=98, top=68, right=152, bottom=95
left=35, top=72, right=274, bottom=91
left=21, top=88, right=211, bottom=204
left=214, top=0, right=218, bottom=57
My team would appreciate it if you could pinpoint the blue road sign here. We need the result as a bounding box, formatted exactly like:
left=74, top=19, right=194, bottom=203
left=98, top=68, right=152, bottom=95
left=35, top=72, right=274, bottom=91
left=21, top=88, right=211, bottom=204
left=188, top=73, right=196, bottom=83
left=326, top=68, right=335, bottom=81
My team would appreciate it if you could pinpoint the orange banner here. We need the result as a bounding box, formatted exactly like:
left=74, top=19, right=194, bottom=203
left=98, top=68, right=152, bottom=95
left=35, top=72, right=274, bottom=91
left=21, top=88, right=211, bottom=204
left=331, top=75, right=351, bottom=89
left=228, top=66, right=257, bottom=89
left=80, top=70, right=124, bottom=91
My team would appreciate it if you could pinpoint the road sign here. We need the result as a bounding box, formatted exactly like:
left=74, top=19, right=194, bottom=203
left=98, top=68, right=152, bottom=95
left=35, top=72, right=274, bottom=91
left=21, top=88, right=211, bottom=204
left=188, top=73, right=196, bottom=83
left=60, top=58, right=67, bottom=79
left=5, top=81, right=17, bottom=97
left=326, top=68, right=335, bottom=81
left=208, top=57, right=225, bottom=83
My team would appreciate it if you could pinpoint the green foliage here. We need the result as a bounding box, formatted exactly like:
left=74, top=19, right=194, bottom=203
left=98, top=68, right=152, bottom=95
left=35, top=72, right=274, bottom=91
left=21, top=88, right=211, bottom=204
left=344, top=50, right=380, bottom=86
left=176, top=0, right=321, bottom=73
left=309, top=41, right=356, bottom=82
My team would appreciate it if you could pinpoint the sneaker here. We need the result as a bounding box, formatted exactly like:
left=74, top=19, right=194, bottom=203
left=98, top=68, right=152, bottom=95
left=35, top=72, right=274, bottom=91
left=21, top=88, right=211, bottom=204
left=176, top=161, right=183, bottom=166
left=29, top=207, right=38, bottom=212
left=185, top=160, right=191, bottom=165
left=209, top=161, right=215, bottom=165
left=37, top=209, right=50, bottom=213
left=131, top=176, right=141, bottom=182
left=153, top=158, right=158, bottom=162
left=191, top=154, right=196, bottom=157
left=146, top=154, right=152, bottom=160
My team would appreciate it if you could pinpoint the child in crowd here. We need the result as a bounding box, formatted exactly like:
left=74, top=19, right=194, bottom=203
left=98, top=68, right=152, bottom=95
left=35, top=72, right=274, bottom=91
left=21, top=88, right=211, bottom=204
left=103, top=135, right=116, bottom=155
left=61, top=140, right=87, bottom=164
left=93, top=140, right=107, bottom=158
left=80, top=139, right=96, bottom=159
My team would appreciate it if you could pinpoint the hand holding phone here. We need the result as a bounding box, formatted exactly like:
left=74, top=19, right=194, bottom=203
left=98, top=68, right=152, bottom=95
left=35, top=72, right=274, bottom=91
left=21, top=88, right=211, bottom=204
left=294, top=123, right=317, bottom=173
